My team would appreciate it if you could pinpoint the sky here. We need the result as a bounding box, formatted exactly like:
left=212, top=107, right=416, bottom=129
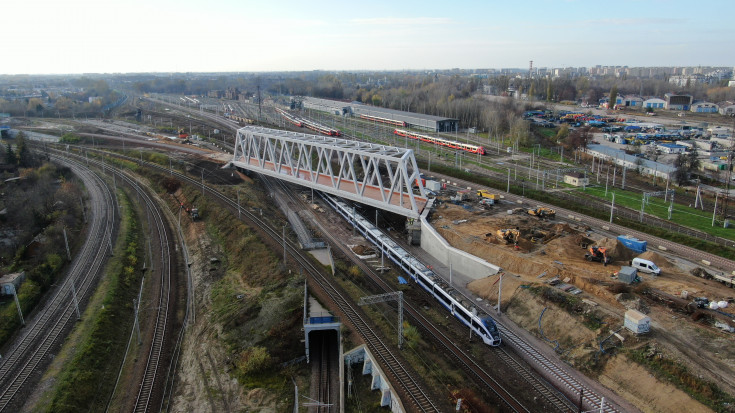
left=3, top=0, right=733, bottom=75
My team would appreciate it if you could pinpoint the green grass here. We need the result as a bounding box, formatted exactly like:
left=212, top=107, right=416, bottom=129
left=422, top=161, right=735, bottom=260
left=578, top=186, right=735, bottom=240
left=45, top=190, right=143, bottom=413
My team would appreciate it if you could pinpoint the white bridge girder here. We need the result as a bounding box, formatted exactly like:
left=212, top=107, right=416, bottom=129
left=231, top=126, right=427, bottom=218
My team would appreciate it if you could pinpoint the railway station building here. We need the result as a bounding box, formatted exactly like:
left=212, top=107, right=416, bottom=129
left=302, top=97, right=459, bottom=132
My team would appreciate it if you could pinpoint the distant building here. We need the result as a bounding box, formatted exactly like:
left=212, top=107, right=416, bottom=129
left=207, top=90, right=223, bottom=99
left=563, top=172, right=589, bottom=187
left=302, top=97, right=459, bottom=132
left=690, top=101, right=719, bottom=113
left=622, top=96, right=643, bottom=108
left=224, top=87, right=239, bottom=100
left=657, top=143, right=687, bottom=154
left=719, top=104, right=735, bottom=116
left=643, top=98, right=666, bottom=109
left=586, top=144, right=675, bottom=180
left=664, top=93, right=693, bottom=111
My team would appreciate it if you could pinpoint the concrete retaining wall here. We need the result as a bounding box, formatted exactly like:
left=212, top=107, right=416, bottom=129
left=419, top=216, right=501, bottom=279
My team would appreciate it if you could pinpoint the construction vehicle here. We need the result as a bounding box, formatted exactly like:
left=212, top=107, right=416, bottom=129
left=528, top=207, right=555, bottom=219
left=585, top=246, right=610, bottom=266
left=477, top=190, right=497, bottom=200
left=496, top=228, right=520, bottom=244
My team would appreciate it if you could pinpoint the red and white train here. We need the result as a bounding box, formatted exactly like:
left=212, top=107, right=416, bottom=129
left=393, top=129, right=485, bottom=155
left=276, top=108, right=303, bottom=127
left=276, top=108, right=341, bottom=136
left=359, top=113, right=407, bottom=127
left=302, top=118, right=342, bottom=137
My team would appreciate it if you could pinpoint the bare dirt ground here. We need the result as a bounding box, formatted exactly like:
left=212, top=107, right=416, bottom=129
left=430, top=200, right=735, bottom=412
left=168, top=189, right=279, bottom=413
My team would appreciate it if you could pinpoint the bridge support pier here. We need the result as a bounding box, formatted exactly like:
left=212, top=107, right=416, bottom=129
left=345, top=345, right=404, bottom=412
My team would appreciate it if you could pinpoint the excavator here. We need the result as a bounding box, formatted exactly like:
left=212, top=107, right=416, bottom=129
left=495, top=228, right=520, bottom=244
left=528, top=207, right=556, bottom=219
left=584, top=246, right=610, bottom=266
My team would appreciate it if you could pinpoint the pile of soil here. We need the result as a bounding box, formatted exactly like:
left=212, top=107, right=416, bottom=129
left=596, top=237, right=635, bottom=263
left=637, top=251, right=675, bottom=270
left=351, top=245, right=373, bottom=255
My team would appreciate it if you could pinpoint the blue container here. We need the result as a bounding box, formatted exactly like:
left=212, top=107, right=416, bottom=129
left=617, top=235, right=647, bottom=253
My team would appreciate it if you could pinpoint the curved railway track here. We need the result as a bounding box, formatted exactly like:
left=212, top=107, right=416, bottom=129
left=0, top=156, right=116, bottom=412
left=54, top=150, right=180, bottom=413
left=94, top=149, right=443, bottom=412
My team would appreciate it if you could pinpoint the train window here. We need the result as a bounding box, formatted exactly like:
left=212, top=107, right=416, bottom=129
left=434, top=289, right=451, bottom=305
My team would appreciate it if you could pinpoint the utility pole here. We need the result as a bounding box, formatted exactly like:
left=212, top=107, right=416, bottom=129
left=63, top=227, right=71, bottom=261
left=610, top=193, right=615, bottom=223
left=283, top=225, right=287, bottom=265
left=496, top=272, right=503, bottom=314
left=133, top=298, right=141, bottom=345
left=5, top=284, right=24, bottom=326
left=71, top=281, right=81, bottom=320
left=713, top=192, right=719, bottom=227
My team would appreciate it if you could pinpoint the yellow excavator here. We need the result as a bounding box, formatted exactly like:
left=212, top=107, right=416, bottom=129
left=496, top=228, right=520, bottom=244
left=528, top=207, right=556, bottom=219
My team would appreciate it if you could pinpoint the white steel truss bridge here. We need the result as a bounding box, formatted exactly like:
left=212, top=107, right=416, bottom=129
left=231, top=126, right=428, bottom=218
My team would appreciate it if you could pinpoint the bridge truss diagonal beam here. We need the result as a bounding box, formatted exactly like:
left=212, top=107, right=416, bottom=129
left=231, top=126, right=427, bottom=218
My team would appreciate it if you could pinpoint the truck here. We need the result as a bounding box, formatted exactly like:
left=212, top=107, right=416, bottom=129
left=190, top=207, right=200, bottom=220
left=477, top=190, right=497, bottom=200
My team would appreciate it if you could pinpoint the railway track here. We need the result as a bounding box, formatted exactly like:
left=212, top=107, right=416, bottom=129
left=265, top=178, right=544, bottom=412
left=55, top=150, right=180, bottom=413
left=0, top=156, right=116, bottom=412
left=444, top=172, right=735, bottom=273
left=125, top=170, right=174, bottom=413
left=64, top=146, right=440, bottom=412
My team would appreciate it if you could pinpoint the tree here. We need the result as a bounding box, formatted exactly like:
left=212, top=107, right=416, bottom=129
left=672, top=153, right=689, bottom=185
left=565, top=126, right=592, bottom=150
left=687, top=147, right=700, bottom=172
left=371, top=94, right=382, bottom=107
left=556, top=124, right=570, bottom=142
left=15, top=132, right=32, bottom=167
left=5, top=143, right=16, bottom=165
left=608, top=85, right=618, bottom=110
left=671, top=148, right=700, bottom=185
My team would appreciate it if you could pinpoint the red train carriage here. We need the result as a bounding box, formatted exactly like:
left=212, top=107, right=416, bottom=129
left=394, top=129, right=485, bottom=155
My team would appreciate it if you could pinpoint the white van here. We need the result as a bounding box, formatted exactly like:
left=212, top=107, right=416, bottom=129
left=631, top=258, right=661, bottom=275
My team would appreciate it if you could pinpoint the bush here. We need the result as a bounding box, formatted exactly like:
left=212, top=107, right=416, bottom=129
left=238, top=346, right=273, bottom=375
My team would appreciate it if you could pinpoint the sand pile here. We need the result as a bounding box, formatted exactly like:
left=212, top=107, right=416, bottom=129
left=637, top=251, right=675, bottom=270
left=596, top=237, right=635, bottom=262
left=351, top=245, right=373, bottom=255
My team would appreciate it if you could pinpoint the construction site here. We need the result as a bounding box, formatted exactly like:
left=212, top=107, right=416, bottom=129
left=426, top=190, right=735, bottom=412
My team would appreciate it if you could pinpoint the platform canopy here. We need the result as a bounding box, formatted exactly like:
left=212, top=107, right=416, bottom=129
left=231, top=126, right=427, bottom=218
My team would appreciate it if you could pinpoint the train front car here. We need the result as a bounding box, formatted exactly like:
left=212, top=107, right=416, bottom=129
left=479, top=316, right=501, bottom=346
left=477, top=146, right=486, bottom=155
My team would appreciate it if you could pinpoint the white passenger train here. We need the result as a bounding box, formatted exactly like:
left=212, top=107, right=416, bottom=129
left=322, top=194, right=501, bottom=346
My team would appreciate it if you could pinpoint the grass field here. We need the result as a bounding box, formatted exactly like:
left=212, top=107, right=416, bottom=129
left=577, top=185, right=735, bottom=240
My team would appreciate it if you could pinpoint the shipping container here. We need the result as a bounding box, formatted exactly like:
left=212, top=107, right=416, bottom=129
left=617, top=235, right=647, bottom=253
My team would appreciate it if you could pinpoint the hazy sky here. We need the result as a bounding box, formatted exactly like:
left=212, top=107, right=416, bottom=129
left=4, top=0, right=732, bottom=74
